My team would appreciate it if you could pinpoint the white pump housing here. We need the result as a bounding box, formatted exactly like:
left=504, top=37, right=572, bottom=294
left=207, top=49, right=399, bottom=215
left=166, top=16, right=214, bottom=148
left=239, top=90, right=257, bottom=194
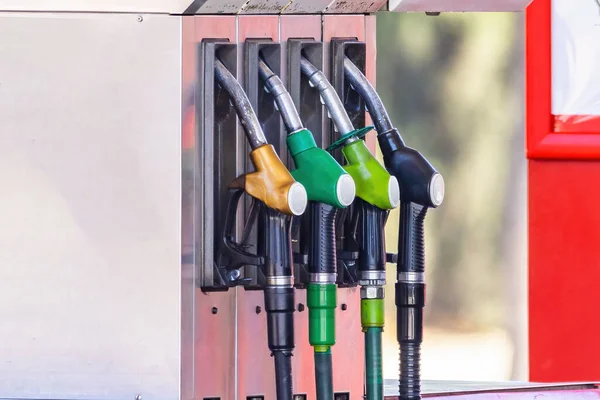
left=0, top=0, right=533, bottom=13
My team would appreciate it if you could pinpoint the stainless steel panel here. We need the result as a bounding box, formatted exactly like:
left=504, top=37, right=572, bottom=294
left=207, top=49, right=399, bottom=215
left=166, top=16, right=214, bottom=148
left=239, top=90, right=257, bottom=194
left=0, top=13, right=182, bottom=400
left=236, top=17, right=282, bottom=399
left=322, top=14, right=367, bottom=398
left=182, top=15, right=239, bottom=400
left=0, top=0, right=192, bottom=13
left=324, top=0, right=387, bottom=13
left=181, top=18, right=196, bottom=400
left=282, top=0, right=332, bottom=13
left=240, top=0, right=293, bottom=14
left=194, top=0, right=247, bottom=14
left=1, top=0, right=532, bottom=14
left=332, top=288, right=363, bottom=394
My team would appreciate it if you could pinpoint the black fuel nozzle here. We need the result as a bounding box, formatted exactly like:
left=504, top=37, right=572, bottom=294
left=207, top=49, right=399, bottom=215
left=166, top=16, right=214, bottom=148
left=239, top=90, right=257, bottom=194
left=343, top=56, right=445, bottom=400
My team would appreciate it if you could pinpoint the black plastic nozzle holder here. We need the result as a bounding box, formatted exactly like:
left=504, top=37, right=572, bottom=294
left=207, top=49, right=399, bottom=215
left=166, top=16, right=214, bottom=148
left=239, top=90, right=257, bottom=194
left=287, top=38, right=325, bottom=289
left=245, top=39, right=284, bottom=162
left=196, top=39, right=240, bottom=292
left=331, top=38, right=366, bottom=151
left=287, top=39, right=324, bottom=147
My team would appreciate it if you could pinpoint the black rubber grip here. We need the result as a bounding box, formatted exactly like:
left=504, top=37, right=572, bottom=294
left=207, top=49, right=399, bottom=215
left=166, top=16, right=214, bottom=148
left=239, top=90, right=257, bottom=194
left=309, top=202, right=338, bottom=275
left=398, top=202, right=427, bottom=274
left=257, top=204, right=294, bottom=278
left=356, top=198, right=387, bottom=273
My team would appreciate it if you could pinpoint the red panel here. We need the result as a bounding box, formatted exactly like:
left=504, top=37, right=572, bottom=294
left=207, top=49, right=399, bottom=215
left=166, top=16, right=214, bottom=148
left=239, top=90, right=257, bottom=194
left=554, top=115, right=600, bottom=133
left=526, top=0, right=600, bottom=159
left=529, top=160, right=600, bottom=381
left=527, top=0, right=600, bottom=384
left=529, top=133, right=600, bottom=160
left=525, top=0, right=551, bottom=156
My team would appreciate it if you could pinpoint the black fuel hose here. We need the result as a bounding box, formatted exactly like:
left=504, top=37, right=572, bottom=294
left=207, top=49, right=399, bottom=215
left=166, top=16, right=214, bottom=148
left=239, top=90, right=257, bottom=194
left=274, top=351, right=293, bottom=400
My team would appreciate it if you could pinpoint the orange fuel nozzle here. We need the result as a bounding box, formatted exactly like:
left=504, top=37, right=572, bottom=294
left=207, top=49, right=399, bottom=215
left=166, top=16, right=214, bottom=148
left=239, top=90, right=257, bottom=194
left=230, top=144, right=307, bottom=216
left=214, top=58, right=307, bottom=216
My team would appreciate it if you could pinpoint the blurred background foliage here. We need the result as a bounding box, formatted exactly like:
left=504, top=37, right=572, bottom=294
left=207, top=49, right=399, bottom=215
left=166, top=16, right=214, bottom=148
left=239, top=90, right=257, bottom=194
left=376, top=12, right=527, bottom=380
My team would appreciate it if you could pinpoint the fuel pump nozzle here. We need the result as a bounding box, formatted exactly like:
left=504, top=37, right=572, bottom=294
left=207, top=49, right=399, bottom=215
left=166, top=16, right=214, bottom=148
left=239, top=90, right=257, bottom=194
left=300, top=56, right=399, bottom=400
left=343, top=56, right=445, bottom=400
left=259, top=57, right=355, bottom=400
left=214, top=59, right=308, bottom=400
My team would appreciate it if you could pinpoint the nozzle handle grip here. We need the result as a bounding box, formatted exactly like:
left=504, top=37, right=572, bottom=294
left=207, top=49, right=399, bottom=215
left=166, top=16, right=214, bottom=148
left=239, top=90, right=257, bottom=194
left=398, top=202, right=427, bottom=274
left=309, top=202, right=338, bottom=275
left=217, top=188, right=264, bottom=273
left=357, top=199, right=388, bottom=274
left=257, top=204, right=294, bottom=280
left=396, top=201, right=427, bottom=400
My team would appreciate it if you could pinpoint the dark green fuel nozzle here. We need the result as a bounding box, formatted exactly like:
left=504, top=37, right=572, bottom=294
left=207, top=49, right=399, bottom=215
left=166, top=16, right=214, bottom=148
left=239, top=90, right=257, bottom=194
left=260, top=56, right=356, bottom=400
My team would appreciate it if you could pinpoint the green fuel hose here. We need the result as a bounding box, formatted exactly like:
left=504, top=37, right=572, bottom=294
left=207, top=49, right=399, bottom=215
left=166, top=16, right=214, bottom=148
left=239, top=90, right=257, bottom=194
left=314, top=350, right=334, bottom=400
left=362, top=298, right=385, bottom=400
left=365, top=327, right=383, bottom=400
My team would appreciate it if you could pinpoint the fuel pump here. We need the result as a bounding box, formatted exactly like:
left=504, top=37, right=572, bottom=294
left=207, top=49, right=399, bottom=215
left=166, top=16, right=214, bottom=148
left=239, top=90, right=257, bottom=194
left=300, top=56, right=400, bottom=400
left=213, top=58, right=308, bottom=400
left=258, top=56, right=356, bottom=400
left=343, top=56, right=445, bottom=400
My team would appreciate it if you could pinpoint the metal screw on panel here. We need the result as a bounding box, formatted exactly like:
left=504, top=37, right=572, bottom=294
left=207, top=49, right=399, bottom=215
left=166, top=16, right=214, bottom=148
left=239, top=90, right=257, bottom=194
left=135, top=395, right=142, bottom=400
left=341, top=303, right=347, bottom=311
left=211, top=307, right=218, bottom=315
left=137, top=15, right=144, bottom=22
left=255, top=306, right=262, bottom=314
left=297, top=303, right=305, bottom=312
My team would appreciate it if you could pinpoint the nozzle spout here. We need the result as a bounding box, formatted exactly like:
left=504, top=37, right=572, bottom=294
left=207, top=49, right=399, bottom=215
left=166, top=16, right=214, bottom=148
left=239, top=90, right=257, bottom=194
left=343, top=56, right=395, bottom=136
left=300, top=56, right=355, bottom=136
left=258, top=57, right=304, bottom=134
